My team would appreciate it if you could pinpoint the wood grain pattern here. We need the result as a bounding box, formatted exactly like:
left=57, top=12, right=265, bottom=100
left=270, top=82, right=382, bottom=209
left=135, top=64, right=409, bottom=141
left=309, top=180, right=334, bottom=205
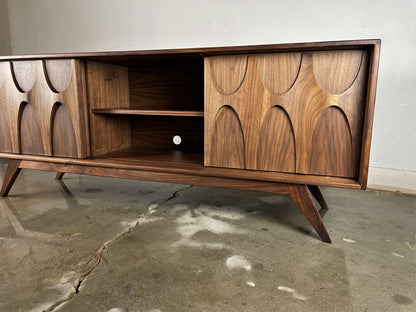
left=209, top=106, right=245, bottom=168
left=257, top=106, right=296, bottom=172
left=86, top=61, right=131, bottom=156
left=0, top=107, right=13, bottom=153
left=0, top=145, right=360, bottom=188
left=205, top=49, right=369, bottom=179
left=313, top=50, right=362, bottom=94
left=52, top=104, right=78, bottom=157
left=308, top=107, right=354, bottom=176
left=205, top=55, right=264, bottom=170
left=209, top=55, right=248, bottom=95
left=0, top=59, right=88, bottom=158
left=258, top=53, right=302, bottom=94
left=0, top=62, right=27, bottom=153
left=44, top=59, right=72, bottom=92
left=19, top=103, right=44, bottom=155
left=12, top=61, right=37, bottom=92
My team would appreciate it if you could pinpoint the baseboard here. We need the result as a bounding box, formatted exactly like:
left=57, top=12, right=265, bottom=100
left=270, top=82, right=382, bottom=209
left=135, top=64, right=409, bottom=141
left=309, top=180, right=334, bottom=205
left=367, top=166, right=416, bottom=195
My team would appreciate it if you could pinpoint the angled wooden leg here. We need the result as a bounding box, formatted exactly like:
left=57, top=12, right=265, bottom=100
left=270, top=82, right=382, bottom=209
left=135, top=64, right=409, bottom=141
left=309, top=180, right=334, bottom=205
left=307, top=185, right=328, bottom=210
left=1, top=159, right=22, bottom=197
left=289, top=184, right=331, bottom=243
left=55, top=172, right=65, bottom=180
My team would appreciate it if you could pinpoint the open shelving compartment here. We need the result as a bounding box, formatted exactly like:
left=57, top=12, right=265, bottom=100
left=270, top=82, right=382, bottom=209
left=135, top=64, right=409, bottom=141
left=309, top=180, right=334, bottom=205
left=86, top=54, right=205, bottom=170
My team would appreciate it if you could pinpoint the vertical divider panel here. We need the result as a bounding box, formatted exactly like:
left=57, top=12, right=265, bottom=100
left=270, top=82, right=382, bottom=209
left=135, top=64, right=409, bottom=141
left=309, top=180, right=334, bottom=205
left=86, top=61, right=131, bottom=157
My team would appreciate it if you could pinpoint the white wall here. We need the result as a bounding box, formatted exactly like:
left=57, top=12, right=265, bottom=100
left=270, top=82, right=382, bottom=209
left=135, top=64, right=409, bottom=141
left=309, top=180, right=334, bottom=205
left=0, top=0, right=11, bottom=55
left=2, top=0, right=416, bottom=192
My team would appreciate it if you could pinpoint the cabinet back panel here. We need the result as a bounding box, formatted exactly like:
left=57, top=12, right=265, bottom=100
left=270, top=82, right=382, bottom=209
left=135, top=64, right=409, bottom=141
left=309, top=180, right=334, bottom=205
left=205, top=49, right=369, bottom=178
left=129, top=58, right=204, bottom=111
left=131, top=116, right=203, bottom=153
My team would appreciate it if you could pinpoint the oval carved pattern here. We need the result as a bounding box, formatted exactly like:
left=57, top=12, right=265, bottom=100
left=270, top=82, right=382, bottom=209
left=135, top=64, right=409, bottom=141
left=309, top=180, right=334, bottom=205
left=257, top=53, right=302, bottom=94
left=0, top=107, right=13, bottom=152
left=209, top=55, right=248, bottom=95
left=52, top=103, right=78, bottom=157
left=12, top=61, right=37, bottom=92
left=257, top=106, right=296, bottom=173
left=308, top=106, right=354, bottom=177
left=20, top=104, right=44, bottom=155
left=44, top=60, right=73, bottom=92
left=313, top=50, right=363, bottom=95
left=210, top=106, right=245, bottom=169
left=257, top=106, right=296, bottom=172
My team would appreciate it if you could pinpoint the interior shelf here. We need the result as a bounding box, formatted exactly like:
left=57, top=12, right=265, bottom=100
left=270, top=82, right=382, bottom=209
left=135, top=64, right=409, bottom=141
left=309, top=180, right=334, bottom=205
left=92, top=108, right=204, bottom=117
left=93, top=147, right=204, bottom=170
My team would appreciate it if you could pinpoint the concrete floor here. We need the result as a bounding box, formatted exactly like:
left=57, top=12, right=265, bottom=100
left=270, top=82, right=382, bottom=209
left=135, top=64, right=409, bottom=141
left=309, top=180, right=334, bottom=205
left=0, top=159, right=415, bottom=312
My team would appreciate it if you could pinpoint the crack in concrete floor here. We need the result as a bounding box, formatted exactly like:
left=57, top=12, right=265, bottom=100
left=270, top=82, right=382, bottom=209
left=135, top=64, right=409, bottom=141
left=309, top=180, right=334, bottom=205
left=43, top=185, right=193, bottom=312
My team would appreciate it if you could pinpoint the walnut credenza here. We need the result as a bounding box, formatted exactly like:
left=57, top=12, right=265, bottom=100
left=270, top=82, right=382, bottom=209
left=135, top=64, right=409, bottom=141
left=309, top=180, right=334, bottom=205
left=0, top=40, right=381, bottom=243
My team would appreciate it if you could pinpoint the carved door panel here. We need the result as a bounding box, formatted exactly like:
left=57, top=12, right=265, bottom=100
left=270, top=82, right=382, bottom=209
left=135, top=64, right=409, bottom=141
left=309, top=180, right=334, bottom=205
left=205, top=50, right=369, bottom=178
left=0, top=59, right=88, bottom=158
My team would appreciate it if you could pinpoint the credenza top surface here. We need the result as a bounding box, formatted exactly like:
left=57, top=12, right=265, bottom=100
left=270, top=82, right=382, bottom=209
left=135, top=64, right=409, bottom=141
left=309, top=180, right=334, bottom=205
left=0, top=39, right=381, bottom=65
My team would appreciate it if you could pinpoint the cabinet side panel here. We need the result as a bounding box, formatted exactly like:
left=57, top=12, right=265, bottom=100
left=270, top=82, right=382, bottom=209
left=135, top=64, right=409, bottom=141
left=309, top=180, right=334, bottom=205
left=87, top=61, right=131, bottom=156
left=358, top=44, right=380, bottom=188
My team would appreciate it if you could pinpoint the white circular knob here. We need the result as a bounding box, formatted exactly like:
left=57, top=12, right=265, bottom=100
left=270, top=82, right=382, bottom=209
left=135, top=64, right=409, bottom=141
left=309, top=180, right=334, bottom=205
left=173, top=135, right=182, bottom=145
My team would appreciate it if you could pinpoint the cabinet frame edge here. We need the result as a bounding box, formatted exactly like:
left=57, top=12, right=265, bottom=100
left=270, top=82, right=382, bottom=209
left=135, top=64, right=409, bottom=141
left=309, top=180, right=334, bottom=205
left=358, top=42, right=381, bottom=189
